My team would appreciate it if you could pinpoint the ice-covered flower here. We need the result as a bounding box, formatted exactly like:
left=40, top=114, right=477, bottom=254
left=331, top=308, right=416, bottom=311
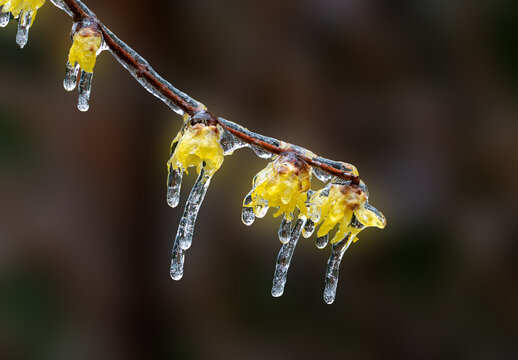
left=243, top=153, right=311, bottom=223
left=63, top=19, right=104, bottom=111
left=168, top=120, right=224, bottom=177
left=309, top=182, right=386, bottom=244
left=67, top=25, right=102, bottom=73
left=0, top=0, right=46, bottom=47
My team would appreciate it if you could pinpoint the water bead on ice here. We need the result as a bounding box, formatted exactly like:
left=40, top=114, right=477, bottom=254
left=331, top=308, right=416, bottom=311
left=170, top=241, right=185, bottom=280
left=251, top=145, right=273, bottom=159
left=166, top=167, right=183, bottom=208
left=77, top=71, right=93, bottom=111
left=16, top=10, right=33, bottom=48
left=175, top=169, right=212, bottom=251
left=302, top=218, right=315, bottom=238
left=278, top=215, right=292, bottom=244
left=271, top=217, right=305, bottom=297
left=0, top=9, right=9, bottom=28
left=315, top=233, right=329, bottom=249
left=323, top=235, right=353, bottom=304
left=241, top=206, right=255, bottom=226
left=63, top=62, right=80, bottom=91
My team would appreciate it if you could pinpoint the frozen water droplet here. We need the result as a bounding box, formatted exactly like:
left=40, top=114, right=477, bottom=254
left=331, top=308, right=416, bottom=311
left=241, top=206, right=255, bottom=226
left=175, top=169, right=212, bottom=251
left=271, top=218, right=305, bottom=297
left=316, top=233, right=329, bottom=249
left=253, top=201, right=269, bottom=218
left=0, top=10, right=10, bottom=28
left=323, top=235, right=352, bottom=304
left=278, top=216, right=292, bottom=244
left=251, top=145, right=273, bottom=159
left=63, top=62, right=79, bottom=91
left=312, top=167, right=332, bottom=183
left=166, top=167, right=183, bottom=208
left=16, top=10, right=32, bottom=48
left=302, top=219, right=315, bottom=238
left=170, top=241, right=185, bottom=280
left=77, top=71, right=93, bottom=112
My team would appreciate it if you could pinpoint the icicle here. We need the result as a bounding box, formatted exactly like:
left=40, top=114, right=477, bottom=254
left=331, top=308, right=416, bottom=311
left=16, top=10, right=33, bottom=48
left=323, top=235, right=353, bottom=304
left=166, top=167, right=183, bottom=208
left=271, top=217, right=305, bottom=297
left=77, top=71, right=93, bottom=112
left=0, top=9, right=9, bottom=28
left=302, top=218, right=315, bottom=238
left=278, top=215, right=292, bottom=244
left=175, top=168, right=212, bottom=251
left=251, top=145, right=273, bottom=159
left=316, top=233, right=329, bottom=249
left=241, top=206, right=255, bottom=226
left=170, top=240, right=185, bottom=280
left=63, top=62, right=79, bottom=91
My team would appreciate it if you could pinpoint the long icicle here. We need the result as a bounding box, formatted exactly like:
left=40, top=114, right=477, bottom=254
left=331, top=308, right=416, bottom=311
left=323, top=235, right=353, bottom=304
left=271, top=217, right=306, bottom=297
left=170, top=167, right=212, bottom=279
left=177, top=168, right=211, bottom=250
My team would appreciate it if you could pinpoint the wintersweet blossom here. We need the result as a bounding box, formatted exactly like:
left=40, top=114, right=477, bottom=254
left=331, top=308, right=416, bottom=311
left=244, top=153, right=311, bottom=221
left=0, top=0, right=46, bottom=20
left=309, top=183, right=386, bottom=244
left=68, top=26, right=102, bottom=73
left=168, top=121, right=224, bottom=177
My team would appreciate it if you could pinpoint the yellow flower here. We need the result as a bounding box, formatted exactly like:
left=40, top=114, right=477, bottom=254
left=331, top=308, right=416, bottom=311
left=244, top=153, right=311, bottom=221
left=168, top=121, right=224, bottom=177
left=0, top=0, right=45, bottom=20
left=309, top=183, right=386, bottom=244
left=68, top=26, right=102, bottom=73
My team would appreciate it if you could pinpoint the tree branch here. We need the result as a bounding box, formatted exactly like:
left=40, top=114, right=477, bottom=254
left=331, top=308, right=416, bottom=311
left=57, top=0, right=359, bottom=184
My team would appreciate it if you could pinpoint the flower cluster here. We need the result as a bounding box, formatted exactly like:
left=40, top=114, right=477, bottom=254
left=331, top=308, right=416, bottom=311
left=0, top=0, right=46, bottom=48
left=242, top=154, right=386, bottom=302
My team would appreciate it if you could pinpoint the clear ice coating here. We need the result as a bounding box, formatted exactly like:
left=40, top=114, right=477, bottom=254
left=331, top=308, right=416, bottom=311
left=16, top=10, right=32, bottom=48
left=315, top=233, right=329, bottom=249
left=219, top=128, right=247, bottom=155
left=278, top=215, right=292, bottom=244
left=63, top=62, right=80, bottom=91
left=312, top=167, right=333, bottom=183
left=166, top=167, right=183, bottom=208
left=302, top=218, right=315, bottom=238
left=251, top=145, right=273, bottom=159
left=323, top=235, right=353, bottom=304
left=0, top=9, right=9, bottom=27
left=77, top=71, right=93, bottom=112
left=50, top=0, right=74, bottom=17
left=271, top=217, right=305, bottom=297
left=174, top=168, right=212, bottom=251
left=170, top=240, right=185, bottom=280
left=241, top=206, right=255, bottom=226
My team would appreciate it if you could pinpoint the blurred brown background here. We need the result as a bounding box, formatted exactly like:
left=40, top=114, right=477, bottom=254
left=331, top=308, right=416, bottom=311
left=0, top=0, right=517, bottom=359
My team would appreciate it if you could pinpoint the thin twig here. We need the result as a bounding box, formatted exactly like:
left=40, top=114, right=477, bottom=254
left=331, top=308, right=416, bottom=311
left=59, top=0, right=359, bottom=184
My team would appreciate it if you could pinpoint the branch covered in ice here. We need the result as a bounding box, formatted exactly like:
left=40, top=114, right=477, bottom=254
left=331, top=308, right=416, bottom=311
left=1, top=0, right=388, bottom=303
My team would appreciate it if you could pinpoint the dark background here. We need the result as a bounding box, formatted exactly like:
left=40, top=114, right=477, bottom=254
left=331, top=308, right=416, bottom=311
left=0, top=0, right=516, bottom=359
